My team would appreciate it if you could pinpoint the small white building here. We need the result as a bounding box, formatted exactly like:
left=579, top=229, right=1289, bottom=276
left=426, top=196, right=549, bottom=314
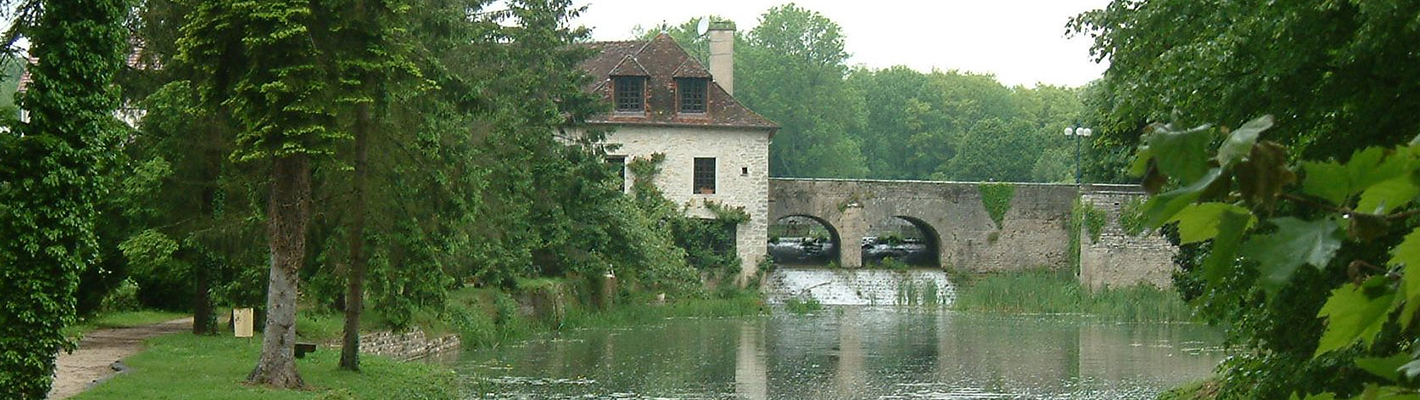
left=578, top=27, right=777, bottom=283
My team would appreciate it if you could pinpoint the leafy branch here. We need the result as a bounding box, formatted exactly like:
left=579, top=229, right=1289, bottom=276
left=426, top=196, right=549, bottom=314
left=1134, top=114, right=1420, bottom=399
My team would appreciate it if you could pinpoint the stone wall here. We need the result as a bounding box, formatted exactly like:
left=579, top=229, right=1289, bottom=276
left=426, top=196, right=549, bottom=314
left=768, top=178, right=1077, bottom=271
left=1078, top=189, right=1177, bottom=290
left=762, top=267, right=956, bottom=306
left=768, top=179, right=1178, bottom=290
left=356, top=329, right=461, bottom=361
left=604, top=125, right=770, bottom=283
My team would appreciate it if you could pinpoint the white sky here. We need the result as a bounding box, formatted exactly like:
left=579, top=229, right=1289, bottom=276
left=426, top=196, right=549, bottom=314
left=572, top=0, right=1112, bottom=88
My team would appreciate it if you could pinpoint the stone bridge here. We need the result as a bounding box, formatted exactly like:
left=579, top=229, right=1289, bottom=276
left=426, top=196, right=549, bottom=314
left=767, top=178, right=1177, bottom=289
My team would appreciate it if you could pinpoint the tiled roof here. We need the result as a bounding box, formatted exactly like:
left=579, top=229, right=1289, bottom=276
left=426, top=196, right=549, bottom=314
left=579, top=34, right=778, bottom=132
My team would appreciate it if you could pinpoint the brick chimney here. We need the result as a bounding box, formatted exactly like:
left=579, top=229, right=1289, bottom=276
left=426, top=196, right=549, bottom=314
left=708, top=22, right=735, bottom=96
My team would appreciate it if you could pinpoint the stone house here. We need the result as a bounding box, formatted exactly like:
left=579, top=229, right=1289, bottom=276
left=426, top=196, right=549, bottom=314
left=577, top=26, right=778, bottom=283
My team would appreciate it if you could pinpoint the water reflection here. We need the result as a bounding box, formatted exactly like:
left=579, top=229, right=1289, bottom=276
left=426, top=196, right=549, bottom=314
left=460, top=308, right=1226, bottom=399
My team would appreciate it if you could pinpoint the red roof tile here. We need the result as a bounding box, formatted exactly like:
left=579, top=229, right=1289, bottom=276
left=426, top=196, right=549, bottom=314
left=579, top=34, right=777, bottom=132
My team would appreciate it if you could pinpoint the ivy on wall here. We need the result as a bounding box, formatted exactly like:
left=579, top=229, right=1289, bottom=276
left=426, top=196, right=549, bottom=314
left=1117, top=197, right=1148, bottom=236
left=628, top=153, right=746, bottom=280
left=978, top=183, right=1015, bottom=229
left=1067, top=198, right=1108, bottom=273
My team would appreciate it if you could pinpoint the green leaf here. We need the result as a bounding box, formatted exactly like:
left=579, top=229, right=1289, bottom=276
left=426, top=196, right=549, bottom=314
left=1358, top=178, right=1420, bottom=214
left=1390, top=228, right=1420, bottom=328
left=1147, top=123, right=1215, bottom=184
left=1240, top=217, right=1343, bottom=295
left=1143, top=168, right=1224, bottom=228
left=1348, top=147, right=1411, bottom=192
left=1201, top=206, right=1253, bottom=285
left=1236, top=141, right=1296, bottom=208
left=1168, top=202, right=1256, bottom=244
left=1302, top=161, right=1350, bottom=206
left=1130, top=146, right=1154, bottom=178
left=1315, top=276, right=1397, bottom=357
left=1217, top=115, right=1274, bottom=168
left=1290, top=391, right=1337, bottom=400
left=1356, top=353, right=1411, bottom=382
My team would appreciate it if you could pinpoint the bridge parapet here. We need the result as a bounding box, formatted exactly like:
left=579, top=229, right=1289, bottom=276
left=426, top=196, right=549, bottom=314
left=767, top=178, right=1176, bottom=289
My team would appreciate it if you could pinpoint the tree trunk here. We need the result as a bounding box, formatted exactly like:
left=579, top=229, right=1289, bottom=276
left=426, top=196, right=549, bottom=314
left=247, top=154, right=310, bottom=388
left=193, top=262, right=214, bottom=335
left=193, top=142, right=220, bottom=336
left=339, top=102, right=372, bottom=371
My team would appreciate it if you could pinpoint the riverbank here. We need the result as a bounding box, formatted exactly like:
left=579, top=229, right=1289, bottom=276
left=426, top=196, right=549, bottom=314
left=951, top=268, right=1194, bottom=322
left=67, top=287, right=766, bottom=399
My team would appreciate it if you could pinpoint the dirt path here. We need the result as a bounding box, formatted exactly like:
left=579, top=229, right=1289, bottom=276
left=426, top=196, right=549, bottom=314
left=47, top=317, right=193, bottom=400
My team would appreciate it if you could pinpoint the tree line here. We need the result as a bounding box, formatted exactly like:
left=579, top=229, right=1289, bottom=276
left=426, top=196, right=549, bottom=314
left=645, top=4, right=1117, bottom=184
left=0, top=0, right=731, bottom=396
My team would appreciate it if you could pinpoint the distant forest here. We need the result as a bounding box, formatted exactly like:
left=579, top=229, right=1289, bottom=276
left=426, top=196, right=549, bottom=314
left=640, top=5, right=1128, bottom=184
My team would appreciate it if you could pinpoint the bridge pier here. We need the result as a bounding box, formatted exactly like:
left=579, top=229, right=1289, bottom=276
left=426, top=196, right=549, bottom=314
left=836, top=204, right=868, bottom=268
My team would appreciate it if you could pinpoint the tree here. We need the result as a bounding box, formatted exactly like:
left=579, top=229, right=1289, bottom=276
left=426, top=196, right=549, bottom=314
left=177, top=0, right=344, bottom=387
left=0, top=0, right=127, bottom=397
left=738, top=3, right=868, bottom=178
left=941, top=118, right=1043, bottom=181
left=1134, top=116, right=1420, bottom=399
left=1070, top=0, right=1420, bottom=159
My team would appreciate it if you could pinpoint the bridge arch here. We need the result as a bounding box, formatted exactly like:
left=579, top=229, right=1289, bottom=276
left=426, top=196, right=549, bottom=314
left=859, top=215, right=941, bottom=268
left=768, top=214, right=842, bottom=267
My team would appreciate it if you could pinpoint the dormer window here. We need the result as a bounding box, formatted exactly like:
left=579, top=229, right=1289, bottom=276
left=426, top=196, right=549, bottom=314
left=613, top=76, right=645, bottom=112
left=677, top=78, right=707, bottom=114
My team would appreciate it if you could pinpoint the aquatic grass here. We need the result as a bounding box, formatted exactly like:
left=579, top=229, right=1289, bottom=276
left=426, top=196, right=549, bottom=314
left=952, top=268, right=1193, bottom=322
left=72, top=334, right=459, bottom=400
left=1157, top=379, right=1220, bottom=400
left=783, top=297, right=823, bottom=314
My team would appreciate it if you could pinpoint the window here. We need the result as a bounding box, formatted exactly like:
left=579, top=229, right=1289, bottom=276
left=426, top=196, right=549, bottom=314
left=613, top=76, right=645, bottom=112
left=693, top=157, right=716, bottom=194
left=677, top=78, right=707, bottom=113
left=606, top=156, right=626, bottom=192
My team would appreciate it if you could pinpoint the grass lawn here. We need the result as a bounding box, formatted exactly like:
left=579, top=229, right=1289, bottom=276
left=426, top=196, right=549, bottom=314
left=66, top=310, right=191, bottom=337
left=71, top=334, right=460, bottom=400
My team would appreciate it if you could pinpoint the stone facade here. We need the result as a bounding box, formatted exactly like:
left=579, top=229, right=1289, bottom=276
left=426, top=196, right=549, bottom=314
left=1078, top=189, right=1177, bottom=290
left=607, top=125, right=770, bottom=281
left=580, top=33, right=777, bottom=284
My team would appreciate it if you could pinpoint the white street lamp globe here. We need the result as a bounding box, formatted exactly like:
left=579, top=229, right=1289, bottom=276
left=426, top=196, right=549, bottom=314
left=1064, top=127, right=1075, bottom=136
left=1079, top=128, right=1093, bottom=137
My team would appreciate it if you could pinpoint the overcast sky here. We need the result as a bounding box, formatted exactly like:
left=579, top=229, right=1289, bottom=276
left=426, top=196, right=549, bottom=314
left=571, top=0, right=1112, bottom=88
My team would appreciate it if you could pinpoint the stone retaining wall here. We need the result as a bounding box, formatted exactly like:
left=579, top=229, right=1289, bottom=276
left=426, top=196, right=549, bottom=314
left=1078, top=190, right=1177, bottom=290
left=354, top=329, right=461, bottom=361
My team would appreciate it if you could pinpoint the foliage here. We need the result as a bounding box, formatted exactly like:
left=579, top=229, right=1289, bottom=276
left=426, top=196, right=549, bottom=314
left=1132, top=115, right=1420, bottom=399
left=1070, top=0, right=1420, bottom=161
left=650, top=8, right=1096, bottom=182
left=736, top=4, right=868, bottom=178
left=952, top=269, right=1194, bottom=322
left=0, top=0, right=127, bottom=396
left=1117, top=197, right=1149, bottom=236
left=1073, top=201, right=1108, bottom=244
left=978, top=183, right=1015, bottom=229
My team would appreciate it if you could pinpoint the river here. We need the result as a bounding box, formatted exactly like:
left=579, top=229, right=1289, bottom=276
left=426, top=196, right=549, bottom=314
left=455, top=307, right=1226, bottom=399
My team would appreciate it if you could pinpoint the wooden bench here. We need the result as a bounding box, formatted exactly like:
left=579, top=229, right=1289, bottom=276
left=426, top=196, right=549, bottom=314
left=294, top=342, right=317, bottom=359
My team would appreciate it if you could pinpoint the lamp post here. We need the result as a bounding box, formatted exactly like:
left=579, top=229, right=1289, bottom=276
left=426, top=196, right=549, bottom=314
left=1064, top=122, right=1092, bottom=185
